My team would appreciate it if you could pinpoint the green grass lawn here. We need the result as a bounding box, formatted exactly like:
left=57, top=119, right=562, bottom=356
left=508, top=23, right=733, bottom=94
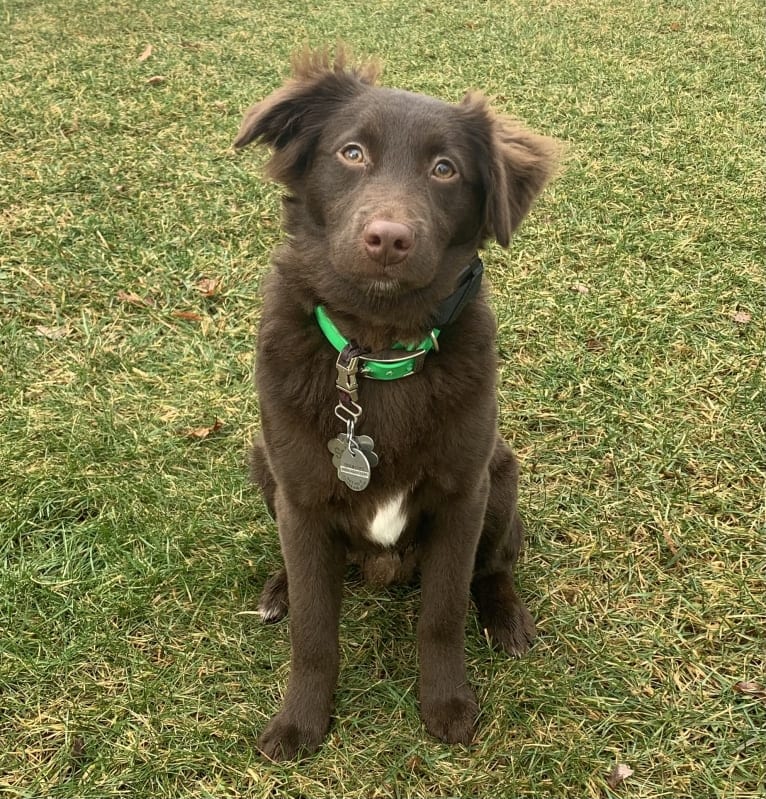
left=1, top=0, right=763, bottom=796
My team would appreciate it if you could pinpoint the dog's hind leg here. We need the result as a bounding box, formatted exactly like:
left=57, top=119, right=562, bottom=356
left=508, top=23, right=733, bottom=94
left=249, top=435, right=277, bottom=519
left=472, top=436, right=536, bottom=656
left=250, top=436, right=289, bottom=623
left=258, top=568, right=289, bottom=623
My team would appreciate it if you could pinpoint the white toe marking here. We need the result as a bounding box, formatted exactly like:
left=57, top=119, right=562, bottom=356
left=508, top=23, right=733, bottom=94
left=367, top=493, right=408, bottom=547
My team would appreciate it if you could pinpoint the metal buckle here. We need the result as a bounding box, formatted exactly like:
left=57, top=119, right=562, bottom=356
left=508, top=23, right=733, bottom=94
left=359, top=349, right=427, bottom=379
left=335, top=353, right=360, bottom=402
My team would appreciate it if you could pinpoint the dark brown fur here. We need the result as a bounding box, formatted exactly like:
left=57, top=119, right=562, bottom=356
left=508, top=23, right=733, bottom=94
left=235, top=48, right=558, bottom=760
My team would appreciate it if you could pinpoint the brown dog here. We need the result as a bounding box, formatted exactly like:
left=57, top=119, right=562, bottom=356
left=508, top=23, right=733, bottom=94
left=234, top=48, right=558, bottom=760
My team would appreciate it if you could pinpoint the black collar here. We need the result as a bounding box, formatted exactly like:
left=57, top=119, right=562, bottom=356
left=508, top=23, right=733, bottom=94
left=432, top=255, right=484, bottom=328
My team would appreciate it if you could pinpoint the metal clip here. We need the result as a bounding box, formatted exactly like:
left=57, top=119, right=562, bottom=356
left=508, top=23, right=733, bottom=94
left=335, top=353, right=360, bottom=403
left=334, top=399, right=362, bottom=426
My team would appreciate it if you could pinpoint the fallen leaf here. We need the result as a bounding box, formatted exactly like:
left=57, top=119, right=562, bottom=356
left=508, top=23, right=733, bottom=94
left=172, top=310, right=203, bottom=321
left=212, top=100, right=227, bottom=112
left=182, top=419, right=224, bottom=439
left=137, top=44, right=153, bottom=62
left=561, top=587, right=578, bottom=604
left=407, top=755, right=424, bottom=772
left=731, top=310, right=751, bottom=325
left=196, top=277, right=219, bottom=297
left=64, top=735, right=86, bottom=779
left=36, top=324, right=69, bottom=340
left=70, top=736, right=86, bottom=763
left=606, top=763, right=634, bottom=789
left=569, top=281, right=590, bottom=295
left=145, top=75, right=166, bottom=86
left=733, top=681, right=766, bottom=702
left=602, top=454, right=617, bottom=478
left=61, top=118, right=79, bottom=136
left=669, top=22, right=681, bottom=31
left=586, top=336, right=606, bottom=351
left=661, top=525, right=679, bottom=555
left=117, top=290, right=153, bottom=307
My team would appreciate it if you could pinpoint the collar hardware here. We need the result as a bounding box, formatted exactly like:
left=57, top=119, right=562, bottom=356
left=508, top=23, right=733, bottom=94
left=358, top=348, right=428, bottom=379
left=315, top=254, right=483, bottom=382
left=315, top=305, right=439, bottom=382
left=335, top=352, right=361, bottom=401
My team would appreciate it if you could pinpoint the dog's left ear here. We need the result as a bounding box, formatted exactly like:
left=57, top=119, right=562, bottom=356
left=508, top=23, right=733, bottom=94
left=462, top=94, right=561, bottom=247
left=488, top=118, right=560, bottom=246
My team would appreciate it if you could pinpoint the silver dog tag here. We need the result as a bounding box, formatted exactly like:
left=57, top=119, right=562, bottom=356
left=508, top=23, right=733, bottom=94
left=327, top=436, right=346, bottom=468
left=353, top=434, right=377, bottom=462
left=327, top=434, right=378, bottom=469
left=337, top=447, right=371, bottom=491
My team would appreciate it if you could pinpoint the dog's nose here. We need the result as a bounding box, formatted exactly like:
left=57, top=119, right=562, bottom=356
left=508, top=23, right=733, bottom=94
left=363, top=220, right=414, bottom=265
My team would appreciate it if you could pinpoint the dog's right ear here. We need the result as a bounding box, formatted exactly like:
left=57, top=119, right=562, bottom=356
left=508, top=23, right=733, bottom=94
left=233, top=47, right=379, bottom=185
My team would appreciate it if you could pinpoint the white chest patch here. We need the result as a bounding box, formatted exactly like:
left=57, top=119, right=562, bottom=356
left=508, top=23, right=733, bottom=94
left=367, top=493, right=408, bottom=547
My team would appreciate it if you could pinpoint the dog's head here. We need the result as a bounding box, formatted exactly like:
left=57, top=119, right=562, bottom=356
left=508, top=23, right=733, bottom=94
left=235, top=48, right=559, bottom=317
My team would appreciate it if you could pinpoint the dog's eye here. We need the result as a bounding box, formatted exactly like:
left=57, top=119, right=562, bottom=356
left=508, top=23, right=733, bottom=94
left=339, top=144, right=366, bottom=165
left=432, top=159, right=457, bottom=180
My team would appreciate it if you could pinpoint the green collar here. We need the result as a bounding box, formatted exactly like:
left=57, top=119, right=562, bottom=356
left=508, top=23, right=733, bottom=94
left=314, top=305, right=440, bottom=381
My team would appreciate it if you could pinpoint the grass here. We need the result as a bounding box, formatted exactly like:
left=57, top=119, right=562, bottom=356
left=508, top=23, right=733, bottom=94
left=0, top=0, right=763, bottom=796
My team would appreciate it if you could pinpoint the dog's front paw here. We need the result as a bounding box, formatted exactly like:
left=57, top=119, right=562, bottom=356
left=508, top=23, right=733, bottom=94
left=421, top=688, right=478, bottom=744
left=257, top=711, right=329, bottom=761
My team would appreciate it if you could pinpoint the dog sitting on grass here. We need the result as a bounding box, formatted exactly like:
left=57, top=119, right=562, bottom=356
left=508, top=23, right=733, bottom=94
left=234, top=47, right=558, bottom=760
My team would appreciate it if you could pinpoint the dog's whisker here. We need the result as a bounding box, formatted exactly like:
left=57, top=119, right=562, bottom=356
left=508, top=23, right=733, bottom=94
left=365, top=278, right=402, bottom=303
